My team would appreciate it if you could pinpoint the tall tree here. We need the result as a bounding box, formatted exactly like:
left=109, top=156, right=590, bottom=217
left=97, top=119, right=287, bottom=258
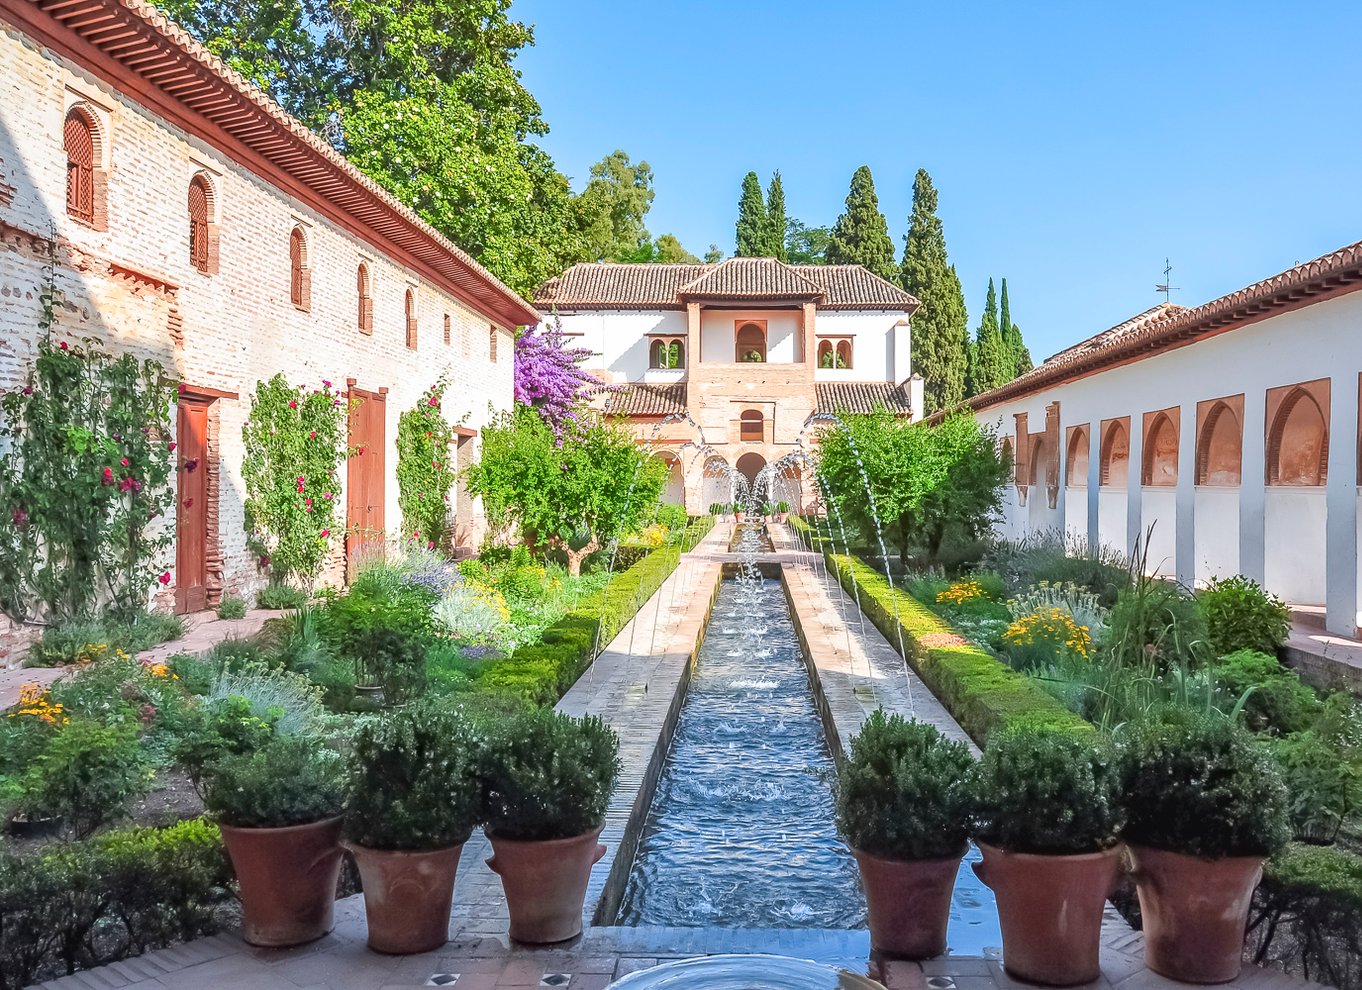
left=652, top=234, right=700, bottom=263
left=576, top=150, right=655, bottom=262
left=968, top=278, right=1009, bottom=396
left=704, top=244, right=724, bottom=264
left=825, top=166, right=897, bottom=282
left=735, top=171, right=767, bottom=257
left=763, top=172, right=788, bottom=260
left=899, top=169, right=969, bottom=411
left=785, top=220, right=830, bottom=265
left=998, top=278, right=1032, bottom=376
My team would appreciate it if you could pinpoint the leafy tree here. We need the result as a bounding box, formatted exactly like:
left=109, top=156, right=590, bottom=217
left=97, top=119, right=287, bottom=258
left=704, top=244, right=724, bottom=264
left=464, top=407, right=667, bottom=574
left=513, top=317, right=596, bottom=432
left=968, top=278, right=1010, bottom=395
left=900, top=169, right=968, bottom=411
left=816, top=409, right=1006, bottom=565
left=763, top=171, right=788, bottom=260
left=999, top=278, right=1032, bottom=377
left=735, top=171, right=767, bottom=257
left=824, top=165, right=896, bottom=282
left=785, top=219, right=830, bottom=264
left=651, top=234, right=700, bottom=263
left=576, top=150, right=655, bottom=262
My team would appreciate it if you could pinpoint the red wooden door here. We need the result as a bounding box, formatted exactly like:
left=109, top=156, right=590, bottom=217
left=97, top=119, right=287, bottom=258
left=175, top=399, right=210, bottom=613
left=346, top=387, right=387, bottom=578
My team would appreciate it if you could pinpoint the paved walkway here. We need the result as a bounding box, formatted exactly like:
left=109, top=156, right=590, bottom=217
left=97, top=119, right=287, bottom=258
left=1284, top=607, right=1362, bottom=693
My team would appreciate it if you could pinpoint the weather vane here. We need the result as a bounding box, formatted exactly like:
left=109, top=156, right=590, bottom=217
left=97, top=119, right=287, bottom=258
left=1155, top=258, right=1179, bottom=303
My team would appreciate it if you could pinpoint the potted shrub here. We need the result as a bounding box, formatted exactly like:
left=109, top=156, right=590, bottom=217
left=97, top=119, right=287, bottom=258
left=835, top=710, right=975, bottom=959
left=201, top=735, right=347, bottom=947
left=482, top=709, right=621, bottom=943
left=709, top=501, right=727, bottom=521
left=733, top=501, right=746, bottom=523
left=346, top=703, right=482, bottom=953
left=971, top=729, right=1124, bottom=986
left=1118, top=707, right=1290, bottom=983
left=775, top=500, right=790, bottom=523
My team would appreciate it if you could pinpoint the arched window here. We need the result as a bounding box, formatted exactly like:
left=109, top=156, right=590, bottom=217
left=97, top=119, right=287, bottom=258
left=1268, top=388, right=1328, bottom=486
left=735, top=322, right=766, bottom=363
left=1000, top=436, right=1014, bottom=476
left=289, top=227, right=310, bottom=310
left=1198, top=402, right=1243, bottom=486
left=356, top=263, right=373, bottom=334
left=1142, top=413, right=1178, bottom=487
left=187, top=174, right=216, bottom=274
left=1030, top=437, right=1048, bottom=488
left=443, top=313, right=451, bottom=345
left=1100, top=421, right=1129, bottom=489
left=818, top=338, right=853, bottom=368
left=649, top=338, right=684, bottom=369
left=64, top=107, right=98, bottom=224
left=836, top=340, right=853, bottom=369
left=740, top=409, right=764, bottom=443
left=1066, top=426, right=1090, bottom=486
left=405, top=288, right=417, bottom=350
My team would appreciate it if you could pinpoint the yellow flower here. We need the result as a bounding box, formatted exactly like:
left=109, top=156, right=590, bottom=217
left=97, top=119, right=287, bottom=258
left=936, top=580, right=985, bottom=606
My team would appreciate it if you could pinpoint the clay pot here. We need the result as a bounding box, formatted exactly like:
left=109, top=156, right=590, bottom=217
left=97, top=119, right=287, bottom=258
left=735, top=512, right=747, bottom=523
left=1128, top=844, right=1265, bottom=984
left=776, top=512, right=789, bottom=524
left=973, top=842, right=1122, bottom=986
left=350, top=843, right=464, bottom=954
left=852, top=846, right=964, bottom=959
left=219, top=816, right=344, bottom=947
left=486, top=826, right=606, bottom=944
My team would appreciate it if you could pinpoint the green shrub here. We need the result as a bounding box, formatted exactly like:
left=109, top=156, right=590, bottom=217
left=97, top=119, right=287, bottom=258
left=25, top=612, right=184, bottom=668
left=205, top=663, right=322, bottom=735
left=974, top=729, right=1123, bottom=854
left=166, top=652, right=216, bottom=695
left=19, top=720, right=151, bottom=838
left=1252, top=843, right=1362, bottom=988
left=1105, top=571, right=1208, bottom=671
left=348, top=627, right=428, bottom=705
left=1215, top=650, right=1322, bottom=735
left=482, top=709, right=621, bottom=841
left=172, top=696, right=278, bottom=790
left=836, top=710, right=975, bottom=860
left=983, top=530, right=1129, bottom=607
left=200, top=735, right=345, bottom=828
left=256, top=583, right=306, bottom=610
left=346, top=703, right=482, bottom=850
left=1199, top=575, right=1291, bottom=656
left=215, top=597, right=247, bottom=620
left=1269, top=694, right=1362, bottom=844
left=1118, top=706, right=1290, bottom=858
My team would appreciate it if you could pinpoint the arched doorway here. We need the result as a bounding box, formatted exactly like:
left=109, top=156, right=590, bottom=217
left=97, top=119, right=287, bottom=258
left=655, top=452, right=684, bottom=506
left=701, top=455, right=732, bottom=509
left=735, top=452, right=767, bottom=502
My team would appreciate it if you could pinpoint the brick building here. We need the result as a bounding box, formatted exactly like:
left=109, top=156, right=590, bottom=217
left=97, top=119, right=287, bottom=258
left=0, top=0, right=537, bottom=644
left=535, top=257, right=923, bottom=509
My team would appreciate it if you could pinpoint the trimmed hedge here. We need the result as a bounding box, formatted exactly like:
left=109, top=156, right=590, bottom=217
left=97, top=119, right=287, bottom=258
left=0, top=818, right=231, bottom=990
left=477, top=517, right=713, bottom=705
left=1251, top=843, right=1362, bottom=988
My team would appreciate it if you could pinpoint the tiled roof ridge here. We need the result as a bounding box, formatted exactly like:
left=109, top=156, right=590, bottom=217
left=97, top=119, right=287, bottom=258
left=677, top=257, right=824, bottom=299
left=966, top=239, right=1362, bottom=412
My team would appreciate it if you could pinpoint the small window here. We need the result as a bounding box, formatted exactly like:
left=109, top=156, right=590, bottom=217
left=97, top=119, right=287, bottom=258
left=650, top=337, right=684, bottom=369
left=817, top=339, right=852, bottom=369
left=187, top=174, right=214, bottom=273
left=443, top=313, right=451, bottom=346
left=357, top=263, right=373, bottom=334
left=289, top=227, right=310, bottom=310
left=489, top=328, right=498, bottom=362
left=740, top=409, right=764, bottom=443
left=736, top=322, right=766, bottom=363
left=836, top=340, right=852, bottom=369
left=64, top=107, right=97, bottom=224
left=405, top=289, right=417, bottom=350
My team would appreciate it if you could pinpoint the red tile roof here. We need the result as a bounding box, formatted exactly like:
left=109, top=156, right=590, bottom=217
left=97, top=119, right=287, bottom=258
left=601, top=382, right=687, bottom=417
left=815, top=382, right=915, bottom=415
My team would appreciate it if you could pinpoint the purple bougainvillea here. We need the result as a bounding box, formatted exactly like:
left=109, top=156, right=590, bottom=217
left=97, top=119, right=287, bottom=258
left=514, top=316, right=600, bottom=431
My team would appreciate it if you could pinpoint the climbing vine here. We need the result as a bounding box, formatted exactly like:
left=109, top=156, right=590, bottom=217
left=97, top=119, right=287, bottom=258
left=241, top=375, right=351, bottom=586
left=396, top=382, right=458, bottom=551
left=0, top=337, right=178, bottom=623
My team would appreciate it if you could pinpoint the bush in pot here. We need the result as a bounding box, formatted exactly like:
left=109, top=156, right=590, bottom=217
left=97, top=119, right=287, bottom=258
left=481, top=708, right=621, bottom=943
left=200, top=735, right=346, bottom=947
left=345, top=703, right=482, bottom=953
left=972, top=729, right=1123, bottom=985
left=835, top=710, right=975, bottom=959
left=1118, top=706, right=1291, bottom=983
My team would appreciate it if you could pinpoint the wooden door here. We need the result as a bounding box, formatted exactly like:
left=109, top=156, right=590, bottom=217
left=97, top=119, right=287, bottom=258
left=175, top=398, right=210, bottom=613
left=346, top=386, right=387, bottom=578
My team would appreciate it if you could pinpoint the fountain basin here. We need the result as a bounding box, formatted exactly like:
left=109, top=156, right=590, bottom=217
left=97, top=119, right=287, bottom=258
left=607, top=954, right=881, bottom=989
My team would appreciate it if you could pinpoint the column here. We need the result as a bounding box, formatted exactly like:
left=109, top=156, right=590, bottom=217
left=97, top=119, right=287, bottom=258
left=1126, top=414, right=1144, bottom=565
left=1239, top=388, right=1267, bottom=585
left=1175, top=404, right=1197, bottom=586
left=1087, top=423, right=1100, bottom=551
left=1326, top=375, right=1359, bottom=637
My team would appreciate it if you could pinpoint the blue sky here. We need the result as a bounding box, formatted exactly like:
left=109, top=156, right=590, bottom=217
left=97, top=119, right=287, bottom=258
left=511, top=0, right=1360, bottom=360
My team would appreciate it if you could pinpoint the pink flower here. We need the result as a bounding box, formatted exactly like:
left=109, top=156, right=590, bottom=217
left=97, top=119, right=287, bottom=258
left=322, top=491, right=332, bottom=500
left=304, top=505, right=313, bottom=513
left=101, top=467, right=115, bottom=485
left=288, top=400, right=298, bottom=409
left=309, top=431, right=316, bottom=439
left=427, top=541, right=435, bottom=549
left=158, top=571, right=171, bottom=585
left=120, top=457, right=129, bottom=467
left=167, top=441, right=176, bottom=452
left=12, top=507, right=28, bottom=529
left=412, top=529, right=420, bottom=539
left=320, top=528, right=330, bottom=538
left=183, top=497, right=193, bottom=508
left=119, top=477, right=134, bottom=492
left=21, top=385, right=32, bottom=396
left=428, top=397, right=439, bottom=407
left=59, top=341, right=68, bottom=351
left=304, top=498, right=313, bottom=506
left=296, top=475, right=305, bottom=483
left=322, top=379, right=332, bottom=388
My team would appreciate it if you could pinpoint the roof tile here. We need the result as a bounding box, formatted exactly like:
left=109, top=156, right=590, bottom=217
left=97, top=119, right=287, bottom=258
left=815, top=382, right=915, bottom=415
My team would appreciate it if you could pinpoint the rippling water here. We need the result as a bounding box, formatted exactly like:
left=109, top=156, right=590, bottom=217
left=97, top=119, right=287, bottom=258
left=616, top=577, right=1002, bottom=954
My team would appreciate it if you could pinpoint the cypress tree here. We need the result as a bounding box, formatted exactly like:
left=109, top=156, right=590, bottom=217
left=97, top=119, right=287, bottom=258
left=764, top=171, right=788, bottom=260
left=899, top=169, right=968, bottom=410
left=735, top=171, right=767, bottom=257
left=969, top=278, right=1008, bottom=395
left=825, top=165, right=897, bottom=282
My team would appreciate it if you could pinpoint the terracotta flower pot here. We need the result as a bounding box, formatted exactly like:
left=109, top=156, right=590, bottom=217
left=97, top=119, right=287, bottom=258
left=852, top=846, right=964, bottom=959
left=350, top=842, right=464, bottom=954
left=486, top=826, right=606, bottom=944
left=1128, top=844, right=1265, bottom=984
left=735, top=512, right=747, bottom=523
left=220, top=816, right=344, bottom=947
left=973, top=842, right=1122, bottom=986
left=777, top=512, right=789, bottom=524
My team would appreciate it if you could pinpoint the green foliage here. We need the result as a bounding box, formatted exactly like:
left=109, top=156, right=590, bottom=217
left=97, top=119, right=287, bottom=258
left=1118, top=706, right=1291, bottom=858
left=215, top=597, right=247, bottom=620
left=967, top=278, right=1011, bottom=396
left=19, top=720, right=152, bottom=838
left=1105, top=552, right=1208, bottom=671
left=1199, top=575, right=1291, bottom=656
left=998, top=279, right=1031, bottom=378
left=25, top=612, right=184, bottom=668
left=900, top=169, right=969, bottom=411
left=974, top=729, right=1123, bottom=854
left=172, top=695, right=278, bottom=790
left=0, top=337, right=177, bottom=623
left=0, top=818, right=231, bottom=990
left=256, top=582, right=306, bottom=609
left=1269, top=694, right=1362, bottom=844
left=735, top=171, right=768, bottom=257
left=201, top=734, right=345, bottom=828
left=763, top=172, right=788, bottom=260
left=348, top=627, right=429, bottom=705
left=482, top=709, right=621, bottom=841
left=205, top=663, right=323, bottom=736
left=465, top=406, right=668, bottom=575
left=983, top=529, right=1129, bottom=608
left=577, top=150, right=655, bottom=262
left=1253, top=843, right=1362, bottom=988
left=836, top=710, right=975, bottom=860
left=396, top=382, right=459, bottom=551
left=241, top=375, right=350, bottom=585
left=824, top=165, right=897, bottom=282
left=346, top=702, right=482, bottom=850
left=1215, top=650, right=1322, bottom=735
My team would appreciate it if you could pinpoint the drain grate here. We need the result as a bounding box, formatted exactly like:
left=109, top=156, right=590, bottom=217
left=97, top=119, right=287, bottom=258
left=540, top=975, right=572, bottom=987
left=425, top=975, right=459, bottom=987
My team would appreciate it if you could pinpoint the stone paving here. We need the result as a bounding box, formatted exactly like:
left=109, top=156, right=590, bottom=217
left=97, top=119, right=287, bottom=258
left=32, top=523, right=1324, bottom=990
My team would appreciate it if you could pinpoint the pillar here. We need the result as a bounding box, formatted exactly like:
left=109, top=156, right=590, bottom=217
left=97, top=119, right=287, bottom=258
left=1239, top=387, right=1267, bottom=585
left=1175, top=403, right=1197, bottom=586
left=1087, top=421, right=1100, bottom=551
left=1325, top=375, right=1359, bottom=637
left=1126, top=412, right=1144, bottom=565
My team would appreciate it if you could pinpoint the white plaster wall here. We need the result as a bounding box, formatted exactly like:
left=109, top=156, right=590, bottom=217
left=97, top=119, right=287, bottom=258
left=699, top=309, right=800, bottom=364
left=1065, top=487, right=1088, bottom=542
left=1265, top=488, right=1327, bottom=603
left=1194, top=489, right=1240, bottom=585
left=546, top=310, right=686, bottom=383
left=810, top=311, right=903, bottom=382
left=1141, top=489, right=1177, bottom=576
left=1098, top=491, right=1128, bottom=557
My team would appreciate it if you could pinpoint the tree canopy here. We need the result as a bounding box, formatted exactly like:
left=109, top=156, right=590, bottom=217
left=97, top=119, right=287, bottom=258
left=763, top=172, right=788, bottom=260
left=967, top=278, right=1010, bottom=396
left=900, top=169, right=969, bottom=412
left=735, top=171, right=768, bottom=257
left=825, top=166, right=897, bottom=282
left=513, top=318, right=596, bottom=432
